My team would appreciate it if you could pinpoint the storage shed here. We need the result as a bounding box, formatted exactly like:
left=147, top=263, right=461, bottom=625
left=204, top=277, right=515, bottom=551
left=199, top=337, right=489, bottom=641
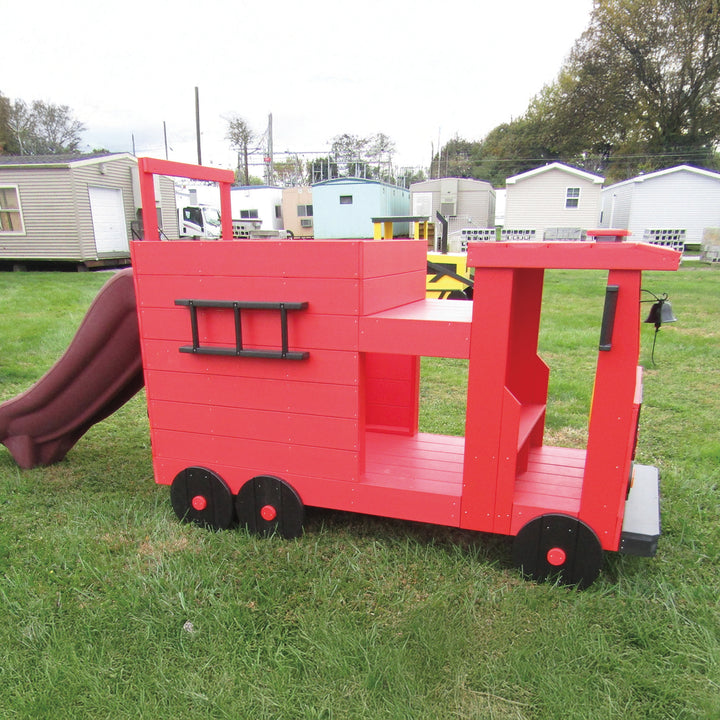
left=0, top=152, right=178, bottom=268
left=600, top=165, right=720, bottom=247
left=410, top=177, right=495, bottom=249
left=504, top=162, right=604, bottom=239
left=312, top=178, right=410, bottom=239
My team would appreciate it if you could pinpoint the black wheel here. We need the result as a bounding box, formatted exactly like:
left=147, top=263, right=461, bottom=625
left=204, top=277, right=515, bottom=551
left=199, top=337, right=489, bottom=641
left=170, top=466, right=235, bottom=530
left=235, top=475, right=304, bottom=539
left=512, top=514, right=603, bottom=590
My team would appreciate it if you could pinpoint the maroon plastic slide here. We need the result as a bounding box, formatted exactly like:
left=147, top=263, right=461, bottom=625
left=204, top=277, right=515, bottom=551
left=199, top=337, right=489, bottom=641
left=0, top=267, right=144, bottom=469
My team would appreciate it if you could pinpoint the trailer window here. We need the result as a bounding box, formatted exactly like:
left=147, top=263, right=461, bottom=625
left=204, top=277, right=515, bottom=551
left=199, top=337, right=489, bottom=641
left=0, top=186, right=25, bottom=233
left=566, top=187, right=580, bottom=208
left=339, top=195, right=353, bottom=205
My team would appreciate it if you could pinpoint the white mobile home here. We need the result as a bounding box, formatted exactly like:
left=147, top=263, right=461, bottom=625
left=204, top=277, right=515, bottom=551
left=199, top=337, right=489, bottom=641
left=504, top=162, right=604, bottom=239
left=230, top=186, right=284, bottom=231
left=600, top=165, right=720, bottom=246
left=410, top=178, right=495, bottom=249
left=0, top=153, right=176, bottom=267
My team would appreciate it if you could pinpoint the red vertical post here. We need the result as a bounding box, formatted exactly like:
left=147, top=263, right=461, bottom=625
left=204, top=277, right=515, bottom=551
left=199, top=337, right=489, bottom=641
left=138, top=157, right=159, bottom=241
left=494, top=267, right=547, bottom=534
left=219, top=180, right=233, bottom=239
left=581, top=268, right=642, bottom=550
left=461, top=265, right=547, bottom=534
left=461, top=267, right=515, bottom=533
left=135, top=158, right=235, bottom=241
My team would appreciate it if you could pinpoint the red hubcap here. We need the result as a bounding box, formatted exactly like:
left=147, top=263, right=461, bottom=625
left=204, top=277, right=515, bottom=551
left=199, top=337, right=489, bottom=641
left=260, top=504, right=277, bottom=521
left=191, top=495, right=208, bottom=511
left=546, top=547, right=567, bottom=566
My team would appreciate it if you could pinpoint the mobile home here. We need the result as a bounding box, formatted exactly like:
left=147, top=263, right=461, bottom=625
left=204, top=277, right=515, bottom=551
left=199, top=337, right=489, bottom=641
left=0, top=152, right=176, bottom=267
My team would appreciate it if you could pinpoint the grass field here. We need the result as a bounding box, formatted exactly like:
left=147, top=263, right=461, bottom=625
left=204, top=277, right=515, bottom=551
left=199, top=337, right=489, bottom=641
left=0, top=263, right=718, bottom=719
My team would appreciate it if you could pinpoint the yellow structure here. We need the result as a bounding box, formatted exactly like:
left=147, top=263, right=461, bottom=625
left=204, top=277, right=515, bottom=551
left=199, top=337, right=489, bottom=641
left=370, top=216, right=471, bottom=299
left=371, top=215, right=431, bottom=241
left=426, top=252, right=473, bottom=299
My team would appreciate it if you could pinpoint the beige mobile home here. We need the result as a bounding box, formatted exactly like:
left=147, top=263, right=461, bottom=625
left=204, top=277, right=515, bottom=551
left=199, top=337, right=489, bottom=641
left=281, top=186, right=314, bottom=238
left=504, top=162, right=604, bottom=239
left=0, top=153, right=176, bottom=268
left=410, top=178, right=495, bottom=249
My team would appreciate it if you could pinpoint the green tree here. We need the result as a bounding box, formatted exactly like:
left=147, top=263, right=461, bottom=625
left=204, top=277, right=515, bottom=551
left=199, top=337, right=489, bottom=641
left=364, top=132, right=396, bottom=181
left=273, top=154, right=310, bottom=186
left=432, top=119, right=561, bottom=187
left=329, top=133, right=396, bottom=181
left=309, top=156, right=340, bottom=183
left=0, top=92, right=16, bottom=153
left=1, top=97, right=85, bottom=155
left=329, top=134, right=364, bottom=176
left=396, top=166, right=427, bottom=187
left=538, top=0, right=720, bottom=180
left=444, top=0, right=720, bottom=185
left=7, top=99, right=35, bottom=155
left=430, top=136, right=480, bottom=179
left=225, top=115, right=256, bottom=185
left=476, top=113, right=563, bottom=185
left=28, top=100, right=85, bottom=154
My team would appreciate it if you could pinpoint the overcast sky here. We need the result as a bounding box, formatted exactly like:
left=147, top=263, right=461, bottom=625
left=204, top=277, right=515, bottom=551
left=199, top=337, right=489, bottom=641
left=3, top=0, right=594, bottom=172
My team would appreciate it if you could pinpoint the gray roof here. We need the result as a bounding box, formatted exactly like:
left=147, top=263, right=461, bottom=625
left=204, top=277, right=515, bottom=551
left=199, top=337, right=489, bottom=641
left=602, top=164, right=720, bottom=191
left=0, top=152, right=134, bottom=168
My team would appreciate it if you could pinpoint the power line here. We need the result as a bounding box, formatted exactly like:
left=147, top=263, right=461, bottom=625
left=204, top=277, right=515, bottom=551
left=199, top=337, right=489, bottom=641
left=444, top=148, right=716, bottom=165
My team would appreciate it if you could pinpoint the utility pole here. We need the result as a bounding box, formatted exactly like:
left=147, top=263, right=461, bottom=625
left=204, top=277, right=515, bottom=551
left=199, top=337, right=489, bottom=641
left=266, top=113, right=274, bottom=185
left=195, top=86, right=202, bottom=165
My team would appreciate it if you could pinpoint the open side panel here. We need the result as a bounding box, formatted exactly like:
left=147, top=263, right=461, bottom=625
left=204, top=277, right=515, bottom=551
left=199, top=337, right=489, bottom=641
left=364, top=353, right=420, bottom=436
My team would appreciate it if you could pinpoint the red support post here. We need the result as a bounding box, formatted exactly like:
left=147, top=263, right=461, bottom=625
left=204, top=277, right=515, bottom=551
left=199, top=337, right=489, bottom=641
left=581, top=269, right=643, bottom=551
left=137, top=157, right=159, bottom=241
left=136, top=157, right=235, bottom=241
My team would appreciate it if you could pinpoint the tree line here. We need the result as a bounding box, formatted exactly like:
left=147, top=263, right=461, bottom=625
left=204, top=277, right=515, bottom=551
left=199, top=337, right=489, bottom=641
left=0, top=92, right=85, bottom=155
left=226, top=115, right=424, bottom=187
left=434, top=0, right=720, bottom=185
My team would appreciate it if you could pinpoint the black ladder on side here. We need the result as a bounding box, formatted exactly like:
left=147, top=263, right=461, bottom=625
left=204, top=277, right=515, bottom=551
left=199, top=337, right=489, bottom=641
left=175, top=299, right=309, bottom=360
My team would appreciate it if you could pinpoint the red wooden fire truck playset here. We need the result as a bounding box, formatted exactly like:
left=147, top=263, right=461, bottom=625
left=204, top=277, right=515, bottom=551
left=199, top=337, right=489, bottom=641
left=130, top=158, right=680, bottom=588
left=0, top=158, right=681, bottom=588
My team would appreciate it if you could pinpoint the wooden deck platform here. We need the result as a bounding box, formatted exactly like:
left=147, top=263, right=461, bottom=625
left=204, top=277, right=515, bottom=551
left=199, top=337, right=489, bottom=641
left=511, top=445, right=585, bottom=534
left=358, top=431, right=465, bottom=526
left=360, top=433, right=586, bottom=535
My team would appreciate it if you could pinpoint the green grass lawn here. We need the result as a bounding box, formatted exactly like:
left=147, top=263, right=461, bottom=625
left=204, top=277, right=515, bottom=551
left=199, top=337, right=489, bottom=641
left=0, top=264, right=718, bottom=719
